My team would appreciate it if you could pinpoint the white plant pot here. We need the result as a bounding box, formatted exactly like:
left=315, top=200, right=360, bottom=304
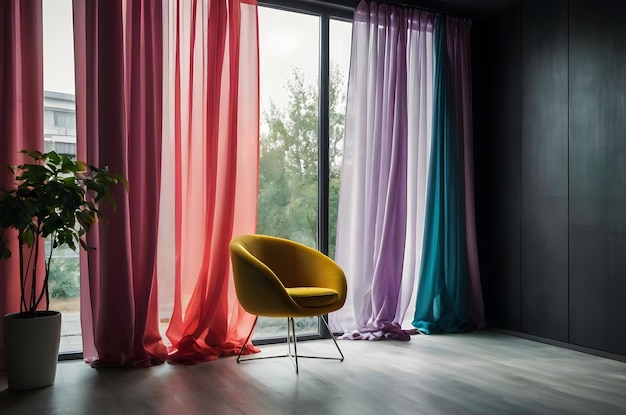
left=3, top=311, right=62, bottom=390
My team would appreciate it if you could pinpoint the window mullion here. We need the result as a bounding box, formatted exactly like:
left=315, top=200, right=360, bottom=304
left=319, top=15, right=330, bottom=257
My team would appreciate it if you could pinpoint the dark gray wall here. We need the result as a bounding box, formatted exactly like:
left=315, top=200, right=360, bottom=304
left=473, top=0, right=626, bottom=356
left=473, top=3, right=522, bottom=333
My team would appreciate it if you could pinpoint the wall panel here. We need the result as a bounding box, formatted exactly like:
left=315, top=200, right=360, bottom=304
left=472, top=4, right=522, bottom=331
left=520, top=0, right=569, bottom=341
left=569, top=0, right=626, bottom=355
left=474, top=0, right=626, bottom=357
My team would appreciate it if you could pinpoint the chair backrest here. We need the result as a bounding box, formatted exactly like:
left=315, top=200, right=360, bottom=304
left=229, top=235, right=296, bottom=317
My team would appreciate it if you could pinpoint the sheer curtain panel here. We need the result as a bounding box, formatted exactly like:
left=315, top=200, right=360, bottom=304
left=412, top=16, right=485, bottom=333
left=330, top=1, right=434, bottom=340
left=73, top=0, right=260, bottom=366
left=332, top=0, right=484, bottom=339
left=161, top=0, right=260, bottom=364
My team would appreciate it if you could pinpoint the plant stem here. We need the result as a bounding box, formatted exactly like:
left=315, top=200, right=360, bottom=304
left=18, top=235, right=26, bottom=313
left=31, top=229, right=41, bottom=313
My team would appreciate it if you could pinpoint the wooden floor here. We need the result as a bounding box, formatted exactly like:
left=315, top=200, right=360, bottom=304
left=1, top=330, right=626, bottom=414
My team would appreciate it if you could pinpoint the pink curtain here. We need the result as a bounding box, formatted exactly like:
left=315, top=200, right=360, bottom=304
left=162, top=0, right=260, bottom=364
left=73, top=0, right=168, bottom=367
left=0, top=0, right=44, bottom=371
left=74, top=0, right=259, bottom=366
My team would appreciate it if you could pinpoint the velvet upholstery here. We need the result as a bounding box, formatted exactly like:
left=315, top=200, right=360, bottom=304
left=229, top=234, right=347, bottom=318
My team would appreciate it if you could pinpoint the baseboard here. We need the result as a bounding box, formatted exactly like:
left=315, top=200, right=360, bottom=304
left=491, top=328, right=626, bottom=363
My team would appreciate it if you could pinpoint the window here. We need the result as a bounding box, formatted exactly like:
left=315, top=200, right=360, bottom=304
left=328, top=18, right=352, bottom=260
left=255, top=2, right=352, bottom=340
left=42, top=0, right=352, bottom=353
left=54, top=111, right=76, bottom=129
left=43, top=0, right=79, bottom=355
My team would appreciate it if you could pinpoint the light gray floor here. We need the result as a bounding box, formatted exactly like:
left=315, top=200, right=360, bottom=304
left=1, top=330, right=625, bottom=415
left=59, top=312, right=82, bottom=354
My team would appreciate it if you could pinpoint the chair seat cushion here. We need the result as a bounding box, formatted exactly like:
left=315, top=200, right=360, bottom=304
left=285, top=287, right=339, bottom=308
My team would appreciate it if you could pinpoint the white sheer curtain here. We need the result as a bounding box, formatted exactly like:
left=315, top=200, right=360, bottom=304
left=330, top=1, right=434, bottom=340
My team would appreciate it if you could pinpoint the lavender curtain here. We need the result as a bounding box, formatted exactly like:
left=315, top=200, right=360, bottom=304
left=330, top=1, right=435, bottom=340
left=331, top=1, right=484, bottom=339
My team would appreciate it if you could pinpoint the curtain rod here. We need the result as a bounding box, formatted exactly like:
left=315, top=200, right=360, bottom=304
left=361, top=0, right=465, bottom=18
left=257, top=0, right=467, bottom=19
left=257, top=0, right=354, bottom=19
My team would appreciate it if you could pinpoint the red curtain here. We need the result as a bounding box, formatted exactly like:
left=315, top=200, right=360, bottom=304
left=73, top=0, right=260, bottom=366
left=162, top=0, right=260, bottom=364
left=0, top=0, right=44, bottom=371
left=73, top=0, right=167, bottom=367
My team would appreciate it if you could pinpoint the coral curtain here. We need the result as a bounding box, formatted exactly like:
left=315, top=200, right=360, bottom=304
left=160, top=0, right=260, bottom=364
left=330, top=0, right=435, bottom=340
left=73, top=0, right=168, bottom=366
left=412, top=16, right=485, bottom=333
left=0, top=0, right=44, bottom=371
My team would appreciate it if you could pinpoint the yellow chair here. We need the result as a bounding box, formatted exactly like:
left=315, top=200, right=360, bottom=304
left=229, top=234, right=347, bottom=373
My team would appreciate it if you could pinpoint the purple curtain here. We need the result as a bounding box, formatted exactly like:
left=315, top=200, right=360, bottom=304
left=330, top=1, right=435, bottom=340
left=331, top=1, right=484, bottom=339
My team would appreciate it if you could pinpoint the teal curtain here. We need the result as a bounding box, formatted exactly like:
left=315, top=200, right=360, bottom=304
left=412, top=17, right=472, bottom=334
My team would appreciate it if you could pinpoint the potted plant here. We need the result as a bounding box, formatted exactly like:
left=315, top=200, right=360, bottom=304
left=0, top=150, right=127, bottom=390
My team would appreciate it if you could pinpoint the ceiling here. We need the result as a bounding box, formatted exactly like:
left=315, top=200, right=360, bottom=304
left=400, top=0, right=520, bottom=18
left=325, top=0, right=521, bottom=19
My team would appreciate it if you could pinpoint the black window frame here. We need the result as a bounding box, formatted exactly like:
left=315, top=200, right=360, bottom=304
left=254, top=0, right=353, bottom=345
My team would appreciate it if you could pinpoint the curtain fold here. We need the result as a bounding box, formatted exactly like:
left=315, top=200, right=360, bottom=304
left=330, top=0, right=434, bottom=340
left=0, top=0, right=44, bottom=371
left=161, top=0, right=260, bottom=364
left=74, top=0, right=167, bottom=367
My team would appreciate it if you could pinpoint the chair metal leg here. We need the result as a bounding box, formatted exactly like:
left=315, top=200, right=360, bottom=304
left=236, top=315, right=344, bottom=373
left=321, top=314, right=344, bottom=362
left=287, top=317, right=299, bottom=373
left=237, top=315, right=258, bottom=364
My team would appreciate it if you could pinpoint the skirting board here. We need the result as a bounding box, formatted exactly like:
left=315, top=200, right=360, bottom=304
left=492, top=328, right=626, bottom=364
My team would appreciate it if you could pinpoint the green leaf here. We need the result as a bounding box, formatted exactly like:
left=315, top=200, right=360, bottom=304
left=21, top=149, right=43, bottom=160
left=0, top=239, right=11, bottom=259
left=42, top=216, right=63, bottom=238
left=22, top=227, right=35, bottom=247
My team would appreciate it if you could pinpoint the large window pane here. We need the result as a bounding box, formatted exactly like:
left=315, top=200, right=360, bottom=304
left=329, top=19, right=352, bottom=260
left=43, top=0, right=79, bottom=354
left=256, top=7, right=320, bottom=338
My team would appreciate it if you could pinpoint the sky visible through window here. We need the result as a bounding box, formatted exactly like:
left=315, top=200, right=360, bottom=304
left=258, top=7, right=352, bottom=112
left=43, top=0, right=75, bottom=94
